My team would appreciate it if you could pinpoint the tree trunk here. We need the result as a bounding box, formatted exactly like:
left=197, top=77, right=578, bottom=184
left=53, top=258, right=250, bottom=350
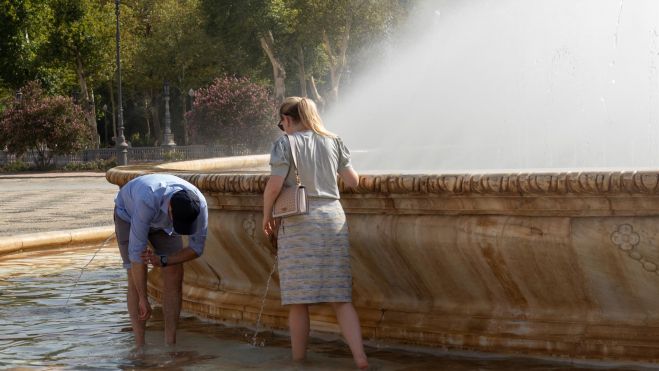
left=180, top=91, right=189, bottom=145
left=309, top=76, right=326, bottom=112
left=259, top=30, right=286, bottom=104
left=75, top=52, right=99, bottom=148
left=321, top=21, right=351, bottom=107
left=148, top=90, right=161, bottom=146
left=34, top=142, right=51, bottom=169
left=178, top=74, right=189, bottom=145
left=108, top=81, right=117, bottom=142
left=295, top=45, right=307, bottom=97
left=144, top=96, right=151, bottom=145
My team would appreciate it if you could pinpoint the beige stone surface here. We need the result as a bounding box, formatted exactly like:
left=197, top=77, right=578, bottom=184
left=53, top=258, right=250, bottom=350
left=107, top=158, right=659, bottom=362
left=0, top=173, right=117, bottom=236
left=0, top=226, right=115, bottom=257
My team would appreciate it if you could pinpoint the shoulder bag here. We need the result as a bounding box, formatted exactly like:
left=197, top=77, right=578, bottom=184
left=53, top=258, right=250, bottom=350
left=272, top=134, right=309, bottom=218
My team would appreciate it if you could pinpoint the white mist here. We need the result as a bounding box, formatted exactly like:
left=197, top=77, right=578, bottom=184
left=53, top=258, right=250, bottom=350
left=326, top=0, right=659, bottom=172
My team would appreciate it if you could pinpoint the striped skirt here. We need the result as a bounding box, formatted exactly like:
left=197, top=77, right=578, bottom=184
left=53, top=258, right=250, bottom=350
left=277, top=198, right=352, bottom=305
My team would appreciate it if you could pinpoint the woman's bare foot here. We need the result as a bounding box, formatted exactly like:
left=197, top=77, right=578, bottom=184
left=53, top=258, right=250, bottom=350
left=354, top=354, right=369, bottom=370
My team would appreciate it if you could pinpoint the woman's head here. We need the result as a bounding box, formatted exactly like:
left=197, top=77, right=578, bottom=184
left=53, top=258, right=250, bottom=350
left=279, top=97, right=335, bottom=137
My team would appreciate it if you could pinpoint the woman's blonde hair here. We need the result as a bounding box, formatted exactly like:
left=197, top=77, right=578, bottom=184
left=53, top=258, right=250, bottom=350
left=279, top=97, right=336, bottom=137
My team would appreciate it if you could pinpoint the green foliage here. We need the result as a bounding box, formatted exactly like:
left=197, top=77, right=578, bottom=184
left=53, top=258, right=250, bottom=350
left=0, top=159, right=31, bottom=173
left=187, top=75, right=278, bottom=150
left=43, top=0, right=115, bottom=83
left=128, top=132, right=154, bottom=147
left=1, top=0, right=411, bottom=147
left=62, top=157, right=116, bottom=171
left=129, top=0, right=221, bottom=90
left=0, top=157, right=116, bottom=173
left=0, top=0, right=52, bottom=89
left=162, top=150, right=185, bottom=162
left=201, top=0, right=278, bottom=75
left=0, top=81, right=95, bottom=169
left=200, top=0, right=410, bottom=107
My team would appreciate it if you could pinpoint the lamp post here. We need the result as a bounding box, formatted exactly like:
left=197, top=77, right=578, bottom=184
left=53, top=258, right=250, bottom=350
left=162, top=80, right=176, bottom=147
left=114, top=0, right=128, bottom=165
left=102, top=104, right=109, bottom=147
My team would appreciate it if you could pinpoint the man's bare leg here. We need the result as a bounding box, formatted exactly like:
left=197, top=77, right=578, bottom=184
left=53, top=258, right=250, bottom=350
left=162, top=264, right=183, bottom=345
left=127, top=270, right=146, bottom=347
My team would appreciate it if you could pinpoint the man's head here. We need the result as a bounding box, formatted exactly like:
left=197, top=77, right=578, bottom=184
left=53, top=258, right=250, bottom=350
left=170, top=190, right=201, bottom=235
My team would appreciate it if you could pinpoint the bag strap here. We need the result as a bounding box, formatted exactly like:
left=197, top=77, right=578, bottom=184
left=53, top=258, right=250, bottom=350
left=285, top=134, right=302, bottom=185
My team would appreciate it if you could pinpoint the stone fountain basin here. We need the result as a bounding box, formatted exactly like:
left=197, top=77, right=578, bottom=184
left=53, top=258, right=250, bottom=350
left=106, top=155, right=659, bottom=362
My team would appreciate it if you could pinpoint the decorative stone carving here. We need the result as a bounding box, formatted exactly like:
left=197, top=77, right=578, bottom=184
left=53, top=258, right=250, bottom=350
left=611, top=223, right=659, bottom=273
left=108, top=166, right=659, bottom=196
left=611, top=224, right=640, bottom=251
left=243, top=214, right=256, bottom=240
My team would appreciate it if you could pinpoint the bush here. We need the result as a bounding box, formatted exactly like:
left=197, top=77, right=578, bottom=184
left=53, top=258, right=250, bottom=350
left=0, top=160, right=32, bottom=173
left=0, top=81, right=94, bottom=169
left=62, top=158, right=117, bottom=172
left=129, top=132, right=155, bottom=147
left=186, top=75, right=279, bottom=151
left=162, top=150, right=185, bottom=162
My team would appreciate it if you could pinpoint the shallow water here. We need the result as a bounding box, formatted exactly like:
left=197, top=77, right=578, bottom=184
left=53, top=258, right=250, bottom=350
left=0, top=245, right=654, bottom=370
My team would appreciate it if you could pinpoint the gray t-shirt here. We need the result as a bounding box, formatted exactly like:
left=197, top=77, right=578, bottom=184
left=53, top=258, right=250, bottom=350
left=269, top=130, right=352, bottom=199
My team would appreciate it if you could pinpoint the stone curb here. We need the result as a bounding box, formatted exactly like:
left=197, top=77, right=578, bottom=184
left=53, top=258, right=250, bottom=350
left=0, top=172, right=107, bottom=179
left=0, top=226, right=115, bottom=257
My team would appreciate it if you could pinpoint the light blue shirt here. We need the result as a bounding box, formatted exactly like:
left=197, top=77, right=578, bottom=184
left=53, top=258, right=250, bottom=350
left=269, top=131, right=352, bottom=199
left=114, top=174, right=208, bottom=263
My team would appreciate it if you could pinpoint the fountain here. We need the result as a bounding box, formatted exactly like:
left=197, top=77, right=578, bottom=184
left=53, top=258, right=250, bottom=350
left=106, top=158, right=659, bottom=362
left=107, top=0, right=659, bottom=363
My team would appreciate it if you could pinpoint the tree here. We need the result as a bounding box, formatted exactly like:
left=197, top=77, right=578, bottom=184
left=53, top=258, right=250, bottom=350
left=201, top=0, right=409, bottom=109
left=40, top=0, right=116, bottom=148
left=288, top=0, right=409, bottom=106
left=186, top=75, right=278, bottom=151
left=201, top=0, right=293, bottom=104
left=0, top=81, right=94, bottom=169
left=126, top=0, right=222, bottom=145
left=0, top=0, right=52, bottom=90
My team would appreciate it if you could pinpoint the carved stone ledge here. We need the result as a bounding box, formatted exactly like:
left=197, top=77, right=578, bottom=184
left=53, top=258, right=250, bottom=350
left=108, top=159, right=659, bottom=196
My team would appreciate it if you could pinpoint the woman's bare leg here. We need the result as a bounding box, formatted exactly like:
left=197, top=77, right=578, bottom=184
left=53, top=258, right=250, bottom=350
left=288, top=304, right=310, bottom=361
left=331, top=302, right=368, bottom=370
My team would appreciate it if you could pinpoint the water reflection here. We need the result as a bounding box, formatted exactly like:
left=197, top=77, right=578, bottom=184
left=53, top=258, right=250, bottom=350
left=0, top=245, right=652, bottom=370
left=0, top=247, right=131, bottom=369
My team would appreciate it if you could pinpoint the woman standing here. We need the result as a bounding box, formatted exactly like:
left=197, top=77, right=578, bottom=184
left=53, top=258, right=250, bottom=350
left=263, top=97, right=368, bottom=369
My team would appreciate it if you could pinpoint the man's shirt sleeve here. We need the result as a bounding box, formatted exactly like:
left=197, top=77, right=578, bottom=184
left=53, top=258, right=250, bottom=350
left=128, top=192, right=157, bottom=263
left=188, top=203, right=208, bottom=256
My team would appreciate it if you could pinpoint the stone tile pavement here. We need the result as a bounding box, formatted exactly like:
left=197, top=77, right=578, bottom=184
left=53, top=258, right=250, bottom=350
left=0, top=172, right=118, bottom=237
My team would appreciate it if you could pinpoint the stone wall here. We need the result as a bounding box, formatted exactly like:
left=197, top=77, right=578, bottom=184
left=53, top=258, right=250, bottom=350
left=107, top=159, right=659, bottom=361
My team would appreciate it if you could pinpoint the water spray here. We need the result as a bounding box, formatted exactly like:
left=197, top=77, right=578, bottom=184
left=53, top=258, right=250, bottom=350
left=250, top=257, right=278, bottom=347
left=64, top=232, right=116, bottom=306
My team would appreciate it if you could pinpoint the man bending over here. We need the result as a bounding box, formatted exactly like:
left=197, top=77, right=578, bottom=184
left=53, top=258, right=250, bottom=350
left=114, top=173, right=208, bottom=347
